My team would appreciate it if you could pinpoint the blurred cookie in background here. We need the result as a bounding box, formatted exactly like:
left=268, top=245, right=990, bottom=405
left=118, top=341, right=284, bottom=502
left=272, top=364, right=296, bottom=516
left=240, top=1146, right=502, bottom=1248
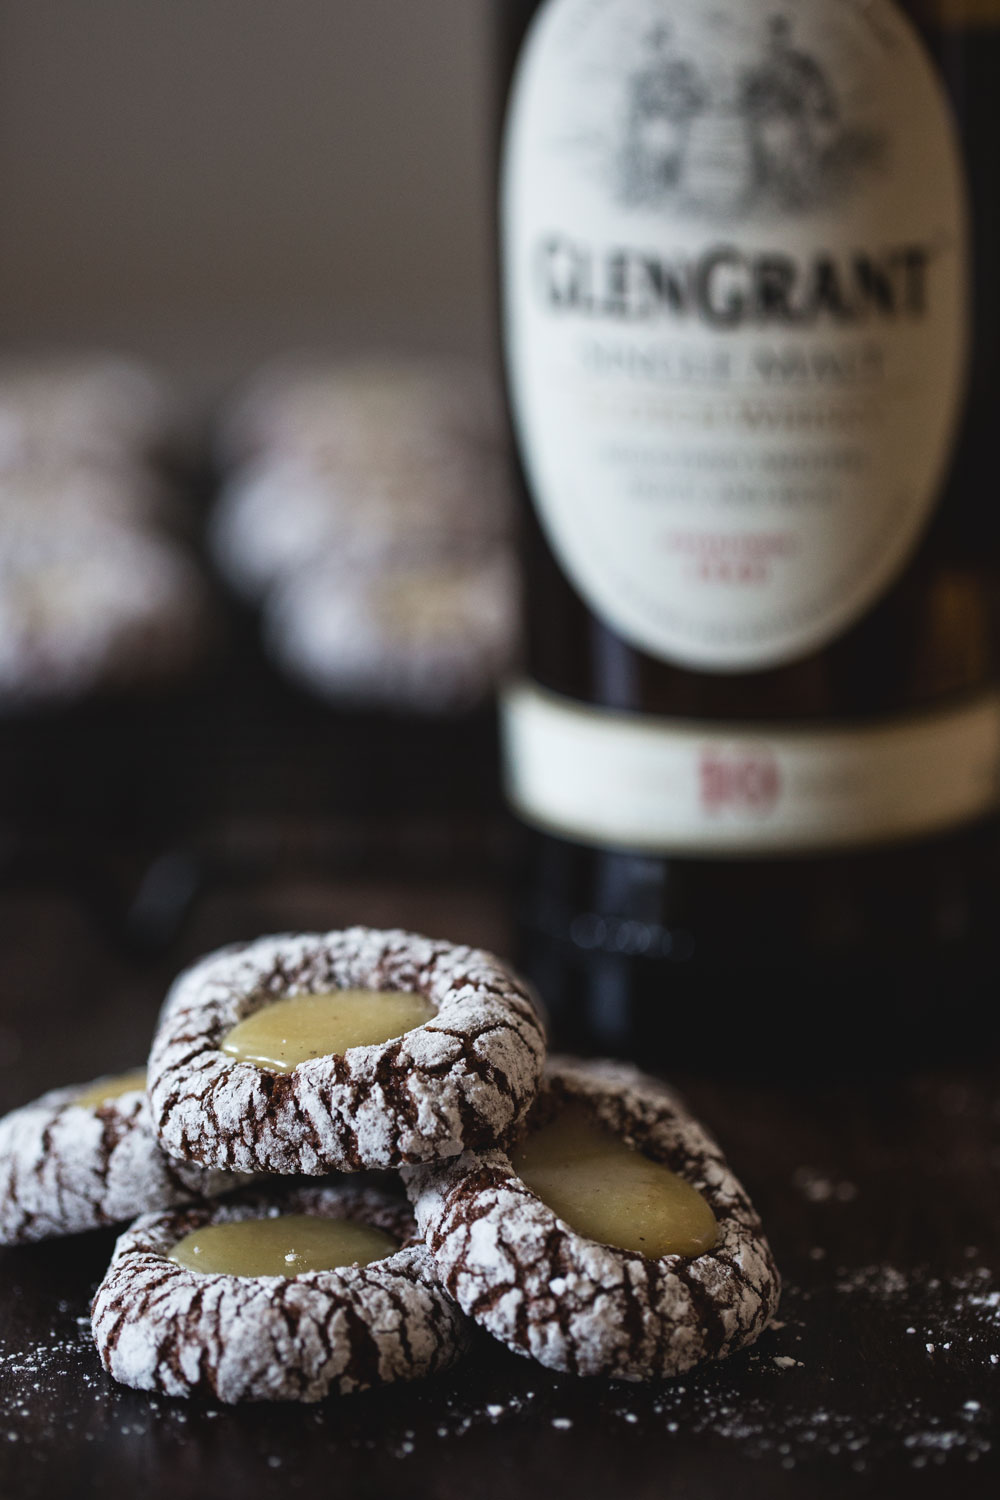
left=265, top=550, right=520, bottom=714
left=0, top=461, right=172, bottom=540
left=0, top=522, right=216, bottom=712
left=0, top=353, right=177, bottom=473
left=210, top=353, right=520, bottom=715
left=215, top=355, right=503, bottom=472
left=0, top=352, right=217, bottom=711
left=210, top=442, right=513, bottom=602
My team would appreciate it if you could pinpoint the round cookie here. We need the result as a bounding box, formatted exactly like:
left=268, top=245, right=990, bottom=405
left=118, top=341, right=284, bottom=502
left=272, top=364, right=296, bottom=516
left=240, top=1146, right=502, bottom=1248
left=265, top=551, right=520, bottom=712
left=215, top=355, right=502, bottom=470
left=403, top=1056, right=781, bottom=1381
left=0, top=1072, right=247, bottom=1246
left=209, top=444, right=512, bottom=602
left=0, top=353, right=174, bottom=471
left=0, top=523, right=214, bottom=710
left=147, top=929, right=546, bottom=1177
left=0, top=462, right=169, bottom=536
left=91, top=1183, right=470, bottom=1403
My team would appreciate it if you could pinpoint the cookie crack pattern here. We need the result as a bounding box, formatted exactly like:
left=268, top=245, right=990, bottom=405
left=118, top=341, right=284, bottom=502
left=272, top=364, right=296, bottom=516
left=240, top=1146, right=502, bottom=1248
left=0, top=1082, right=248, bottom=1246
left=403, top=1057, right=781, bottom=1381
left=147, top=929, right=546, bottom=1176
left=90, top=1185, right=470, bottom=1403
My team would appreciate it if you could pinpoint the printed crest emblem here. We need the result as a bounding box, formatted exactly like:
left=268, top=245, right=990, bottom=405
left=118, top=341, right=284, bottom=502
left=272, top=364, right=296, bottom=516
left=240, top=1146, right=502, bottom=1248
left=616, top=13, right=885, bottom=220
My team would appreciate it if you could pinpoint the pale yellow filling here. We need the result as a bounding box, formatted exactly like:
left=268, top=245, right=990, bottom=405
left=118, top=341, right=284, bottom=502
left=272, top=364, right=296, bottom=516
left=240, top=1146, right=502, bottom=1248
left=167, top=1215, right=399, bottom=1278
left=73, top=1070, right=147, bottom=1111
left=220, top=989, right=436, bottom=1073
left=511, top=1105, right=719, bottom=1260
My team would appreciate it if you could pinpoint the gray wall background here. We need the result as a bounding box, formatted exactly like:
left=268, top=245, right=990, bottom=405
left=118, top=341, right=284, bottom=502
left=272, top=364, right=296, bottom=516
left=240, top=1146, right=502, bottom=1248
left=0, top=1, right=493, bottom=387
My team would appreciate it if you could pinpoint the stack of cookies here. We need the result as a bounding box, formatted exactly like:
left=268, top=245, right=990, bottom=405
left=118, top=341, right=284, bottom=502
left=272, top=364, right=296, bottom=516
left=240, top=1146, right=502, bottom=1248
left=210, top=358, right=520, bottom=713
left=0, top=353, right=214, bottom=710
left=0, top=927, right=780, bottom=1403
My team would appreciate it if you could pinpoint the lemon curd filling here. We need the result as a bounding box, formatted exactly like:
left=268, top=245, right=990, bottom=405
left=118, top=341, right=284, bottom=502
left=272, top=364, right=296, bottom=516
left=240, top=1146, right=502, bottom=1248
left=511, top=1105, right=719, bottom=1259
left=220, top=989, right=436, bottom=1073
left=74, top=1070, right=148, bottom=1110
left=167, top=1215, right=399, bottom=1278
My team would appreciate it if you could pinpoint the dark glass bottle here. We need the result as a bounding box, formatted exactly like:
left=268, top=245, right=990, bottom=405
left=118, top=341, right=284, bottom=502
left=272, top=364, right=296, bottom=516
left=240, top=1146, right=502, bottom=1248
left=497, top=0, right=1000, bottom=1066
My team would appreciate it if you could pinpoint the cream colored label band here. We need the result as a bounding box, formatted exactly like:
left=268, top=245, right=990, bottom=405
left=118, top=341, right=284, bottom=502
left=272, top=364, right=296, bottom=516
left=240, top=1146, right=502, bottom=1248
left=502, top=683, right=1000, bottom=856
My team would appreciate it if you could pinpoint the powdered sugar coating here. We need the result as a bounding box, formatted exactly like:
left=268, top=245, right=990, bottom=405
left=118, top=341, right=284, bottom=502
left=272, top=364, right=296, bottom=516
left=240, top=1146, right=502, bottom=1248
left=0, top=1077, right=248, bottom=1246
left=211, top=446, right=512, bottom=602
left=148, top=929, right=546, bottom=1176
left=265, top=551, right=520, bottom=712
left=404, top=1056, right=781, bottom=1381
left=215, top=355, right=503, bottom=470
left=0, top=462, right=169, bottom=534
left=0, top=353, right=174, bottom=471
left=0, top=523, right=215, bottom=709
left=91, top=1183, right=469, bottom=1403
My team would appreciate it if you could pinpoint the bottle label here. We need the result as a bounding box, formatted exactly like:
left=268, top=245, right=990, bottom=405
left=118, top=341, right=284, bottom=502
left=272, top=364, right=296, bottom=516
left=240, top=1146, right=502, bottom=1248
left=503, top=0, right=969, bottom=673
left=503, top=682, right=1000, bottom=854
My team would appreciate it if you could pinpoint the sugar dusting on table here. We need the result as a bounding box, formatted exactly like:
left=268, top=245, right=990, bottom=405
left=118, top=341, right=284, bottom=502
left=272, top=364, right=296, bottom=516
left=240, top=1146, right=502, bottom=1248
left=382, top=1263, right=1000, bottom=1470
left=0, top=1309, right=99, bottom=1447
left=0, top=1264, right=996, bottom=1474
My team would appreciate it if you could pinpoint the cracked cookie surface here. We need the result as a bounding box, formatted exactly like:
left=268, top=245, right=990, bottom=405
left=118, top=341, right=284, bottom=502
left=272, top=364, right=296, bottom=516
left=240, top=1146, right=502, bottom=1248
left=0, top=1077, right=246, bottom=1246
left=91, top=1183, right=469, bottom=1402
left=404, top=1056, right=781, bottom=1381
left=148, top=928, right=546, bottom=1176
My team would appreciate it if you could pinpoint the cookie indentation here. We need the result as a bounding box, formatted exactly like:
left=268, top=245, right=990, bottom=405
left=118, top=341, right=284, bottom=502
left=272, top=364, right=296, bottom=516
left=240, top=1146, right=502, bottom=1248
left=511, top=1104, right=717, bottom=1259
left=147, top=928, right=546, bottom=1176
left=220, top=990, right=435, bottom=1073
left=168, top=1214, right=399, bottom=1278
left=73, top=1070, right=149, bottom=1111
left=91, top=1184, right=469, bottom=1403
left=404, top=1056, right=781, bottom=1381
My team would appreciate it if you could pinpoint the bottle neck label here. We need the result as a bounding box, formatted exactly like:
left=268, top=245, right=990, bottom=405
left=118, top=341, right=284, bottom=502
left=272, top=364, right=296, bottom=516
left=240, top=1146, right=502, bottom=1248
left=503, top=0, right=969, bottom=673
left=503, top=681, right=1000, bottom=855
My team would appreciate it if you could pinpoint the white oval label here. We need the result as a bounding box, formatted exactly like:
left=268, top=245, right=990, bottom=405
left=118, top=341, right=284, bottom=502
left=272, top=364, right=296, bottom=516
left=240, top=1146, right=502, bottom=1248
left=503, top=0, right=969, bottom=673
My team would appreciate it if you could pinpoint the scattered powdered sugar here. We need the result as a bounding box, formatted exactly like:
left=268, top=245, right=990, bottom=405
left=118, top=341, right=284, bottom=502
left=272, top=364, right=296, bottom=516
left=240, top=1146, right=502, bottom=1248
left=1, top=1254, right=996, bottom=1474
left=791, top=1166, right=859, bottom=1205
left=838, top=1264, right=912, bottom=1298
left=830, top=1262, right=1000, bottom=1366
left=347, top=1262, right=999, bottom=1471
left=0, top=1318, right=101, bottom=1447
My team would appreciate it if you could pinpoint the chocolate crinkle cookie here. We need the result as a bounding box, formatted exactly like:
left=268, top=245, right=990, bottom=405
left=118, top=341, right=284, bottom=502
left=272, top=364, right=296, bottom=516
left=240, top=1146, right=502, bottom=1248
left=0, top=352, right=175, bottom=471
left=210, top=443, right=512, bottom=601
left=403, top=1056, right=781, bottom=1381
left=0, top=523, right=216, bottom=711
left=264, top=550, right=520, bottom=713
left=214, top=354, right=503, bottom=470
left=148, top=928, right=546, bottom=1177
left=91, top=1183, right=469, bottom=1403
left=0, top=1074, right=247, bottom=1246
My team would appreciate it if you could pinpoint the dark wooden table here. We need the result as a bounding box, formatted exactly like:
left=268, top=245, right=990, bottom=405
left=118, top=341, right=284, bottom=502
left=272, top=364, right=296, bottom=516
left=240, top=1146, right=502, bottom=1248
left=1, top=844, right=997, bottom=1500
